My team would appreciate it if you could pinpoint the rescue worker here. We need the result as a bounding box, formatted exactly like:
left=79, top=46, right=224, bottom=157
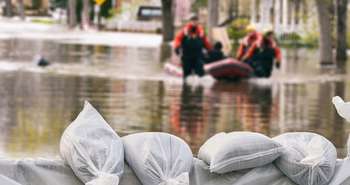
left=174, top=14, right=212, bottom=80
left=242, top=29, right=282, bottom=78
left=236, top=24, right=262, bottom=61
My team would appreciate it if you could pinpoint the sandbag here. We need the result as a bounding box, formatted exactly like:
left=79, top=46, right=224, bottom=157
left=0, top=175, right=22, bottom=185
left=123, top=132, right=193, bottom=185
left=60, top=101, right=124, bottom=185
left=328, top=159, right=350, bottom=185
left=190, top=158, right=296, bottom=185
left=198, top=132, right=284, bottom=173
left=333, top=96, right=350, bottom=122
left=348, top=135, right=350, bottom=158
left=274, top=132, right=337, bottom=185
left=0, top=158, right=84, bottom=185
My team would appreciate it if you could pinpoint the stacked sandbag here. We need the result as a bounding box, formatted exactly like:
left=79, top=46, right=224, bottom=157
left=332, top=96, right=350, bottom=122
left=348, top=135, right=350, bottom=158
left=274, top=132, right=337, bottom=185
left=123, top=132, right=193, bottom=185
left=60, top=101, right=124, bottom=185
left=198, top=132, right=284, bottom=173
left=0, top=175, right=22, bottom=185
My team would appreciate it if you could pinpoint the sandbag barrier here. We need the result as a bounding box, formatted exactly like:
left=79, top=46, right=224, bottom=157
left=0, top=97, right=350, bottom=185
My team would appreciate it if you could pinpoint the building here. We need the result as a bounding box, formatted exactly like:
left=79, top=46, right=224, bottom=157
left=251, top=0, right=306, bottom=35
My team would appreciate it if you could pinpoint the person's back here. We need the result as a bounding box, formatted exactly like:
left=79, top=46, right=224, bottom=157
left=253, top=38, right=276, bottom=77
left=173, top=14, right=212, bottom=80
left=206, top=42, right=225, bottom=64
left=181, top=30, right=204, bottom=60
left=247, top=31, right=281, bottom=78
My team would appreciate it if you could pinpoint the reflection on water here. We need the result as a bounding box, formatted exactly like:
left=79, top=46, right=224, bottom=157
left=0, top=39, right=349, bottom=158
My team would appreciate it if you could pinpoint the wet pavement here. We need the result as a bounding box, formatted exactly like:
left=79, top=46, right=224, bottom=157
left=0, top=38, right=349, bottom=158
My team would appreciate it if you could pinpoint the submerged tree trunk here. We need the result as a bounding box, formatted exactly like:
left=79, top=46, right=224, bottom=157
left=161, top=0, right=175, bottom=42
left=17, top=0, right=25, bottom=20
left=336, top=0, right=348, bottom=62
left=81, top=0, right=90, bottom=29
left=208, top=0, right=219, bottom=40
left=315, top=0, right=334, bottom=64
left=4, top=0, right=12, bottom=17
left=68, top=0, right=77, bottom=28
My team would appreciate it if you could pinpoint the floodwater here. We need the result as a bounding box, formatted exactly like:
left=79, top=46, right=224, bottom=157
left=0, top=38, right=349, bottom=158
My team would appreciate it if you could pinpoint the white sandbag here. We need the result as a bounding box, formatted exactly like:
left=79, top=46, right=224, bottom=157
left=123, top=132, right=193, bottom=185
left=190, top=158, right=296, bottom=185
left=328, top=159, right=350, bottom=185
left=0, top=175, right=22, bottom=185
left=348, top=135, right=350, bottom=158
left=60, top=101, right=124, bottom=185
left=333, top=96, right=350, bottom=122
left=0, top=158, right=141, bottom=185
left=190, top=158, right=247, bottom=185
left=198, top=132, right=284, bottom=173
left=0, top=158, right=84, bottom=185
left=274, top=132, right=337, bottom=185
left=233, top=164, right=296, bottom=185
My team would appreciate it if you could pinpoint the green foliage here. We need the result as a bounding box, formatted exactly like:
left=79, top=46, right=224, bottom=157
left=347, top=32, right=350, bottom=48
left=301, top=32, right=319, bottom=47
left=50, top=0, right=113, bottom=20
left=192, top=0, right=207, bottom=11
left=227, top=18, right=250, bottom=44
left=50, top=0, right=67, bottom=8
left=99, top=0, right=113, bottom=18
left=278, top=32, right=302, bottom=47
left=277, top=32, right=318, bottom=48
left=31, top=18, right=57, bottom=24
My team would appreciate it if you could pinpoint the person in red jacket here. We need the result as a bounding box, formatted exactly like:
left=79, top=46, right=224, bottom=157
left=242, top=30, right=282, bottom=77
left=173, top=14, right=212, bottom=80
left=236, top=24, right=263, bottom=61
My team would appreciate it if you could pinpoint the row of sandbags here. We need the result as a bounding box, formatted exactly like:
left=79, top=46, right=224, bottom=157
left=56, top=101, right=350, bottom=185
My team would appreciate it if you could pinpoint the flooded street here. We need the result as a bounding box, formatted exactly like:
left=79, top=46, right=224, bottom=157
left=0, top=38, right=349, bottom=158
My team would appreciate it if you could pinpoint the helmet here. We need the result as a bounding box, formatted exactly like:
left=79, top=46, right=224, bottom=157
left=246, top=24, right=257, bottom=32
left=188, top=13, right=199, bottom=21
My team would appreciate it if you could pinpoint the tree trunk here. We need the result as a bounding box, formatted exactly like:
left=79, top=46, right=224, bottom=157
left=17, top=0, right=25, bottom=20
left=315, top=0, right=334, bottom=64
left=161, top=0, right=175, bottom=42
left=208, top=0, right=219, bottom=40
left=68, top=0, right=77, bottom=28
left=81, top=0, right=90, bottom=30
left=4, top=0, right=12, bottom=17
left=336, top=0, right=348, bottom=62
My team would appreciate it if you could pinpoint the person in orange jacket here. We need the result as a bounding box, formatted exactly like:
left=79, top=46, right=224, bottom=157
left=236, top=24, right=263, bottom=61
left=242, top=30, right=281, bottom=77
left=174, top=14, right=212, bottom=80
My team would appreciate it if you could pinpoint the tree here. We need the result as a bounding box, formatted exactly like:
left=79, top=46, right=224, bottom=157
left=208, top=0, right=219, bottom=40
left=208, top=0, right=219, bottom=27
left=4, top=0, right=12, bottom=17
left=335, top=0, right=348, bottom=62
left=81, top=0, right=90, bottom=29
left=17, top=0, right=25, bottom=20
left=315, top=0, right=334, bottom=64
left=68, top=0, right=78, bottom=28
left=161, top=0, right=175, bottom=42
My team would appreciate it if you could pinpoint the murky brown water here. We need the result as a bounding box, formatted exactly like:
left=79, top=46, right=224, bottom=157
left=0, top=39, right=349, bottom=158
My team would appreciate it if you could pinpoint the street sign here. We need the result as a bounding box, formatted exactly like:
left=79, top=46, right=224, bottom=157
left=95, top=0, right=105, bottom=6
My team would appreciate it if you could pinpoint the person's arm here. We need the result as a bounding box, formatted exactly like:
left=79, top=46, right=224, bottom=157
left=174, top=30, right=185, bottom=49
left=202, top=36, right=212, bottom=51
left=242, top=43, right=257, bottom=61
left=274, top=46, right=282, bottom=68
left=274, top=47, right=282, bottom=62
left=196, top=25, right=212, bottom=51
left=236, top=43, right=245, bottom=60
